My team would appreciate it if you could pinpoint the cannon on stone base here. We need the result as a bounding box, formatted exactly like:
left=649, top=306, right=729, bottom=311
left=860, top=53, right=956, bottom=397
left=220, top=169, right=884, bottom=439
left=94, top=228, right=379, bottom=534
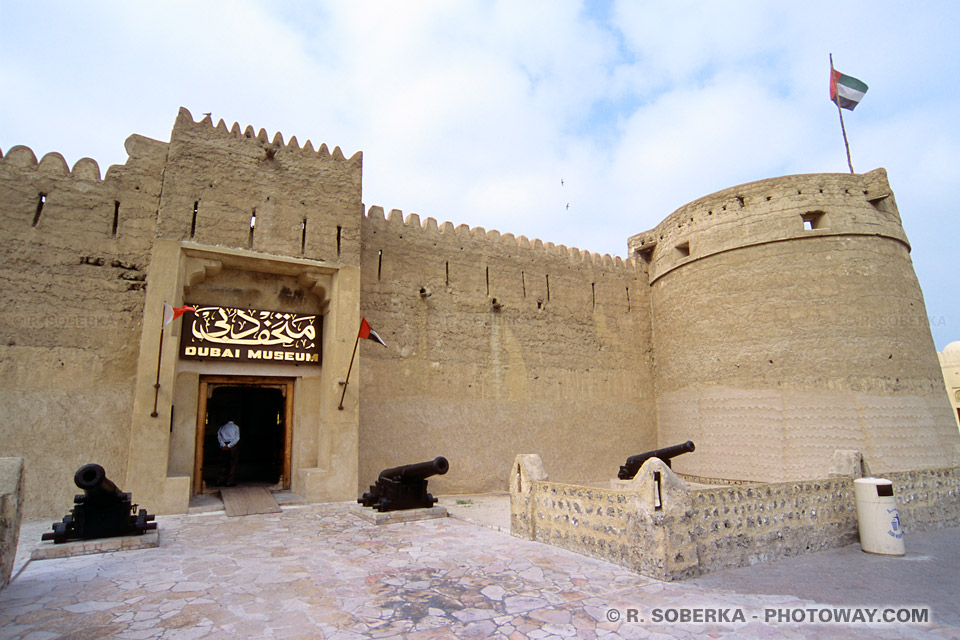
left=618, top=441, right=695, bottom=480
left=359, top=456, right=449, bottom=512
left=42, top=464, right=157, bottom=544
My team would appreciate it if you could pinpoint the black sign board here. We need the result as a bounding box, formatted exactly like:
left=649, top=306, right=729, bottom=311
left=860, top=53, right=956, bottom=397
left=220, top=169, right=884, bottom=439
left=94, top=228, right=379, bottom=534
left=179, top=305, right=321, bottom=365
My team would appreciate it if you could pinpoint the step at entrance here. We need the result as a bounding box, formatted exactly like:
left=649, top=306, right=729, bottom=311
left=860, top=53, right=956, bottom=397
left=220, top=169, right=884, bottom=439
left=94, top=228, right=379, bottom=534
left=220, top=486, right=282, bottom=517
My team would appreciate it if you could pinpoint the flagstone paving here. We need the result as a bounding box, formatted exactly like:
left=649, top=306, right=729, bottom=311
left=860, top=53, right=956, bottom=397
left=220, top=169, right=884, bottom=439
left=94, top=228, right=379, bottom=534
left=1, top=502, right=957, bottom=639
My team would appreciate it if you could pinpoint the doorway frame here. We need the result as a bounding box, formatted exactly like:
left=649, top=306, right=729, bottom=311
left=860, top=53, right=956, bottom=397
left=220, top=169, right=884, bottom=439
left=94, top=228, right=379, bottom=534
left=193, top=375, right=295, bottom=495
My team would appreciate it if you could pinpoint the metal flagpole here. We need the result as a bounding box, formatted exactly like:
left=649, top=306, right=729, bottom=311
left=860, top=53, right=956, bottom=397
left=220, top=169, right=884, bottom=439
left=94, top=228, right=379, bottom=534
left=151, top=306, right=164, bottom=417
left=831, top=54, right=855, bottom=174
left=338, top=329, right=362, bottom=411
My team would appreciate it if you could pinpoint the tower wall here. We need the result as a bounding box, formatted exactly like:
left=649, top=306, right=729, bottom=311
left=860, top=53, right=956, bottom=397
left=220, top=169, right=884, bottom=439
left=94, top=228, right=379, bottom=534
left=629, top=169, right=960, bottom=481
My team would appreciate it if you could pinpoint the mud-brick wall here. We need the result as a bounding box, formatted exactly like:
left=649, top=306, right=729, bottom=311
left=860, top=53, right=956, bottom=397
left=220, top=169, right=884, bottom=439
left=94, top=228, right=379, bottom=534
left=633, top=170, right=960, bottom=482
left=358, top=207, right=657, bottom=494
left=156, top=108, right=363, bottom=266
left=0, top=136, right=166, bottom=517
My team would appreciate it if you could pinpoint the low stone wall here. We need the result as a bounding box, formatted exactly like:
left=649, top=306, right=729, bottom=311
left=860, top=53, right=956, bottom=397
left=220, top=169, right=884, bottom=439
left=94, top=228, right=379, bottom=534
left=0, top=457, right=24, bottom=590
left=510, top=454, right=960, bottom=581
left=888, top=467, right=960, bottom=531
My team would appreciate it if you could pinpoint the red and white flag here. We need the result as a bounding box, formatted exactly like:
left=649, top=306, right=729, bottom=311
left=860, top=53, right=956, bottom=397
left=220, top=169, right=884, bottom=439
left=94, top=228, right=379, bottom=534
left=162, top=303, right=195, bottom=327
left=359, top=317, right=386, bottom=347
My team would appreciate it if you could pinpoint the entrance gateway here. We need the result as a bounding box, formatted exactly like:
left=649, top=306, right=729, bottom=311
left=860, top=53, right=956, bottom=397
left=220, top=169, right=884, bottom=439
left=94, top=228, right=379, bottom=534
left=178, top=302, right=323, bottom=496
left=193, top=376, right=295, bottom=495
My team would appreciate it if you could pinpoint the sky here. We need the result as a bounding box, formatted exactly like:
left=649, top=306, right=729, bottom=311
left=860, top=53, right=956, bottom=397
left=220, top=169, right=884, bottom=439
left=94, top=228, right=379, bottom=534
left=1, top=1, right=957, bottom=350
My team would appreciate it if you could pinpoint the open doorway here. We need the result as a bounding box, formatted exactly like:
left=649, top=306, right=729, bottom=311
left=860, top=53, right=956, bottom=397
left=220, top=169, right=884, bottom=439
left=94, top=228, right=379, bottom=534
left=194, top=376, right=294, bottom=494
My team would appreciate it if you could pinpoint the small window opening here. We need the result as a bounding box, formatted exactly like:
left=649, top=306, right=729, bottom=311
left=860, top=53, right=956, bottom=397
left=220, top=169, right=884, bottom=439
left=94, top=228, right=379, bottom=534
left=248, top=209, right=257, bottom=248
left=591, top=283, right=596, bottom=309
left=336, top=225, right=342, bottom=258
left=445, top=261, right=449, bottom=287
left=868, top=195, right=894, bottom=215
left=191, top=201, right=198, bottom=238
left=626, top=287, right=631, bottom=312
left=377, top=249, right=382, bottom=281
left=802, top=211, right=826, bottom=230
left=300, top=218, right=307, bottom=254
left=637, top=246, right=654, bottom=263
left=32, top=194, right=46, bottom=227
left=545, top=274, right=551, bottom=301
left=521, top=271, right=526, bottom=298
left=112, top=201, right=120, bottom=237
left=675, top=241, right=690, bottom=258
left=485, top=267, right=490, bottom=296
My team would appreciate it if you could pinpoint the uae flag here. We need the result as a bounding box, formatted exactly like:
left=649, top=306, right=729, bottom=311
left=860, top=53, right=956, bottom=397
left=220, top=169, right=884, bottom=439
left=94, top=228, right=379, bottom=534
left=359, top=317, right=386, bottom=347
left=162, top=303, right=195, bottom=327
left=830, top=68, right=868, bottom=111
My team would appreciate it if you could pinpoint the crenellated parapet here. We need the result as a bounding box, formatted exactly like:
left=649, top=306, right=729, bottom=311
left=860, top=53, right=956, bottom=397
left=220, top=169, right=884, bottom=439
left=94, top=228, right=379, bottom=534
left=156, top=108, right=363, bottom=263
left=629, top=169, right=907, bottom=284
left=0, top=146, right=104, bottom=181
left=174, top=107, right=362, bottom=166
left=364, top=204, right=638, bottom=272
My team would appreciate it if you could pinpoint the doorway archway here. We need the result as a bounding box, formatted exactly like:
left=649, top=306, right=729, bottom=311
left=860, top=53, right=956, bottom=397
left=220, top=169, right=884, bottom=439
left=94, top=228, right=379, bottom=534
left=193, top=376, right=294, bottom=494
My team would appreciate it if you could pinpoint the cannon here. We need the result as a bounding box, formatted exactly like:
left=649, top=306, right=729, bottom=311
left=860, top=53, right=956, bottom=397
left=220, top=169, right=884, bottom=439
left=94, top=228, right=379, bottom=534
left=359, top=456, right=450, bottom=512
left=618, top=441, right=695, bottom=480
left=41, top=464, right=157, bottom=544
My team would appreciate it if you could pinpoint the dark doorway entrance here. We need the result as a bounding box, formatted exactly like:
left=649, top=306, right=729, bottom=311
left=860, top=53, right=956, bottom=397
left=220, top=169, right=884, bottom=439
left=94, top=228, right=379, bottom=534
left=202, top=385, right=286, bottom=488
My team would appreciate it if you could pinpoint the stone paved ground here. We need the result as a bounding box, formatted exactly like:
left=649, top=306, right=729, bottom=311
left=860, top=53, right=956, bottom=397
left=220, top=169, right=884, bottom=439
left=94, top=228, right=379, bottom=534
left=1, top=502, right=957, bottom=639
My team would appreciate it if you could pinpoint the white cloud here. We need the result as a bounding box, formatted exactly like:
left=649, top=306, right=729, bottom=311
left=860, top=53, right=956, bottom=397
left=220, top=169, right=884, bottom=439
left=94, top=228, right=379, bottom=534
left=2, top=0, right=959, bottom=345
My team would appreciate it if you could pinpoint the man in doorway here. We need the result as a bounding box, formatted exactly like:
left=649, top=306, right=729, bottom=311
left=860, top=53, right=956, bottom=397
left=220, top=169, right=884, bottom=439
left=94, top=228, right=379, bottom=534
left=217, top=417, right=240, bottom=486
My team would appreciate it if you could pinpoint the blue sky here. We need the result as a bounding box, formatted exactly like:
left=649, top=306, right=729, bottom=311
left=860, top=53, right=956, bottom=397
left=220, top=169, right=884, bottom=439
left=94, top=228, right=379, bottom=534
left=2, top=1, right=957, bottom=349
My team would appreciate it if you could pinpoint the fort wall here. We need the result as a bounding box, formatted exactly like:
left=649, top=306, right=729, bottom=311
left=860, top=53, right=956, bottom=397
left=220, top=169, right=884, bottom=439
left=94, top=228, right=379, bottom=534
left=0, top=136, right=166, bottom=517
left=1, top=109, right=956, bottom=523
left=155, top=108, right=363, bottom=265
left=125, top=109, right=365, bottom=511
left=358, top=208, right=657, bottom=494
left=629, top=170, right=960, bottom=482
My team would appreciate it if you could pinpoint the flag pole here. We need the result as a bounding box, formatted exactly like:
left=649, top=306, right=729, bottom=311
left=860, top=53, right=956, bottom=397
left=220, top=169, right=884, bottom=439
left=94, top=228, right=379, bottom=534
left=830, top=54, right=855, bottom=174
left=338, top=328, right=362, bottom=411
left=151, top=306, right=164, bottom=417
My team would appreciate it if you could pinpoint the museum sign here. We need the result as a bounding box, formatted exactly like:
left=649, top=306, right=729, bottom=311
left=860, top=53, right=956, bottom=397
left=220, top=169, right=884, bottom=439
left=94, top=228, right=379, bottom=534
left=179, top=305, right=321, bottom=364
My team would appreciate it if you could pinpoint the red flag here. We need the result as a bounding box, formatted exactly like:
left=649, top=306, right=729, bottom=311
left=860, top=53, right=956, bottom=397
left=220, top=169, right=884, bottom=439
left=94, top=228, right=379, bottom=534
left=163, top=303, right=195, bottom=327
left=358, top=317, right=386, bottom=346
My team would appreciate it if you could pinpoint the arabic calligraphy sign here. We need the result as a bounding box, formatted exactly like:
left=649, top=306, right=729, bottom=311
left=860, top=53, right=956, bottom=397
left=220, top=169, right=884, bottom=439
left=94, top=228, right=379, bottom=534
left=179, top=305, right=321, bottom=365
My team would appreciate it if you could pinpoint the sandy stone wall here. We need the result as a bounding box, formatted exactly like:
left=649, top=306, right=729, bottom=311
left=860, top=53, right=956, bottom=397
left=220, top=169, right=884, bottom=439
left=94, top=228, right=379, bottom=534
left=630, top=170, right=960, bottom=482
left=0, top=136, right=165, bottom=518
left=358, top=208, right=657, bottom=495
left=124, top=109, right=365, bottom=512
left=511, top=454, right=960, bottom=581
left=155, top=108, right=363, bottom=263
left=0, top=458, right=24, bottom=590
left=2, top=108, right=956, bottom=521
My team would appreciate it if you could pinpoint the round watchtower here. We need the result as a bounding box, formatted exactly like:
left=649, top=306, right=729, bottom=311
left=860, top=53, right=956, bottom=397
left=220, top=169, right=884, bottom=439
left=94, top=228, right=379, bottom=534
left=629, top=169, right=960, bottom=482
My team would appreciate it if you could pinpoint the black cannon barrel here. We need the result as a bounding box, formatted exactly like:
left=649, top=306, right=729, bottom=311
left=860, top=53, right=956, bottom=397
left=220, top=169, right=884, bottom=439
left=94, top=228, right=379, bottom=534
left=379, top=456, right=449, bottom=482
left=74, top=464, right=125, bottom=501
left=618, top=440, right=695, bottom=480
